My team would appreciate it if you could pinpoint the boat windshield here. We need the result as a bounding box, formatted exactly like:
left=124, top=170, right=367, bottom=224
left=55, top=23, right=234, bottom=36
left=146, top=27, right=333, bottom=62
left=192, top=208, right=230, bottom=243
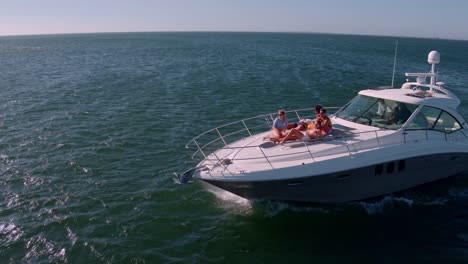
left=336, top=95, right=418, bottom=129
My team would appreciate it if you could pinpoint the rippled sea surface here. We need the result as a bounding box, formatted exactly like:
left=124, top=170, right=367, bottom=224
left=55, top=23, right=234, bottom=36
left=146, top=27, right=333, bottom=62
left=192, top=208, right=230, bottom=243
left=1, top=32, right=468, bottom=263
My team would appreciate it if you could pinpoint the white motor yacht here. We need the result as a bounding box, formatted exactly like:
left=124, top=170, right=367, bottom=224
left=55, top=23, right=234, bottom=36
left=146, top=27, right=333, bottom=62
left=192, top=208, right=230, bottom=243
left=182, top=51, right=468, bottom=203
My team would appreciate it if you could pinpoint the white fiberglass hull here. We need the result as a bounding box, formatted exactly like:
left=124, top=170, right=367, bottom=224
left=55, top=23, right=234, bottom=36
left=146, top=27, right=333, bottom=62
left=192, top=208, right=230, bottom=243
left=197, top=150, right=468, bottom=203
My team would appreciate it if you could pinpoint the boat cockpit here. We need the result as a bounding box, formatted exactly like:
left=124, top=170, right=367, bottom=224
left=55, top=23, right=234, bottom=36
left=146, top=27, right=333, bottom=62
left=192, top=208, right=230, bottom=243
left=335, top=95, right=417, bottom=130
left=334, top=94, right=463, bottom=134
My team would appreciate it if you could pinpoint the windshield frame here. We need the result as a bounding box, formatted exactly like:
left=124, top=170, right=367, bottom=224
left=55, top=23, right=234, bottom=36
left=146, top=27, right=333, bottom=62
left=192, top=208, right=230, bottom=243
left=335, top=95, right=418, bottom=130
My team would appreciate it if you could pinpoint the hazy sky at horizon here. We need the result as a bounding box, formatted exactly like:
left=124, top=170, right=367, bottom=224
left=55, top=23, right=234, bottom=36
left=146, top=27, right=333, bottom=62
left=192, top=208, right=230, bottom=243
left=1, top=0, right=467, bottom=40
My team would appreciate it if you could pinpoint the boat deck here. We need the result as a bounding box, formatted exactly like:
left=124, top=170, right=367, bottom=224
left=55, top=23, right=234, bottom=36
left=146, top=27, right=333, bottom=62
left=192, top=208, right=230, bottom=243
left=200, top=126, right=394, bottom=174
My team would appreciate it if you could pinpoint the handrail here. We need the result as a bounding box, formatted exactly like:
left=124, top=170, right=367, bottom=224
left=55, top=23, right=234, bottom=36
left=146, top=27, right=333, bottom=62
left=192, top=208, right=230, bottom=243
left=186, top=107, right=468, bottom=173
left=186, top=107, right=341, bottom=148
left=185, top=106, right=341, bottom=167
left=189, top=125, right=381, bottom=168
left=196, top=129, right=466, bottom=163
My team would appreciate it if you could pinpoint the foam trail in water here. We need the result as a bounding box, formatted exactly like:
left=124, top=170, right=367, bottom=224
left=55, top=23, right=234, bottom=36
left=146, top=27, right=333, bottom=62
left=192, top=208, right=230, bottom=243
left=357, top=196, right=414, bottom=215
left=263, top=201, right=295, bottom=217
left=449, top=187, right=468, bottom=199
left=421, top=197, right=449, bottom=206
left=201, top=183, right=253, bottom=214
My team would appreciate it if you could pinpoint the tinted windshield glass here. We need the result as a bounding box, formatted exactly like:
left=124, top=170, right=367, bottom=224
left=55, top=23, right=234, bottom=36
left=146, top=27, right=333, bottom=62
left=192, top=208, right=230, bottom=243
left=336, top=95, right=417, bottom=129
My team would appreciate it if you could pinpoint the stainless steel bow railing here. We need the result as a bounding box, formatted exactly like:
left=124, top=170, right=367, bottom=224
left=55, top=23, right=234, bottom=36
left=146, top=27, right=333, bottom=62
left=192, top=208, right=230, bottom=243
left=185, top=107, right=468, bottom=171
left=185, top=107, right=340, bottom=160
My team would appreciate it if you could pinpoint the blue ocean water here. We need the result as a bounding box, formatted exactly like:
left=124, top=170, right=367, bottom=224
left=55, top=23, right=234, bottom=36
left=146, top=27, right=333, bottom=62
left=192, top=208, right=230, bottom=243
left=1, top=32, right=468, bottom=263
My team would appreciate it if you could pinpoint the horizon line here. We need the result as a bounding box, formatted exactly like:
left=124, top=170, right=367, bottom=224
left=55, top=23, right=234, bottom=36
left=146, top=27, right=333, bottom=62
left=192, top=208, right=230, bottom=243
left=1, top=30, right=467, bottom=42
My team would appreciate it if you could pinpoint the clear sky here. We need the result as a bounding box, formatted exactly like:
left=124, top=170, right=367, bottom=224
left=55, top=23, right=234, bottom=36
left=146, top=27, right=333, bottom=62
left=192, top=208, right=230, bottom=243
left=1, top=0, right=467, bottom=40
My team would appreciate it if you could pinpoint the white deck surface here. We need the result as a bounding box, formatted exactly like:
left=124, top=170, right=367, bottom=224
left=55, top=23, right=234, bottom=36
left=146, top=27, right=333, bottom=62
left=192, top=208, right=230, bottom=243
left=201, top=127, right=396, bottom=175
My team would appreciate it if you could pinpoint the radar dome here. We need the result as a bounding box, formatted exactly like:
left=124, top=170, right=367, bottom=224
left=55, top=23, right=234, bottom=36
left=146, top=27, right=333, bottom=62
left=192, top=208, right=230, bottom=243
left=428, top=50, right=440, bottom=64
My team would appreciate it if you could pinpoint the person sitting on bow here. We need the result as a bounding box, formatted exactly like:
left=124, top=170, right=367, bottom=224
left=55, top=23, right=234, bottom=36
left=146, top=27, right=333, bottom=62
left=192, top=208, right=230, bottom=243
left=264, top=109, right=289, bottom=143
left=306, top=108, right=332, bottom=139
left=279, top=105, right=324, bottom=143
left=295, top=105, right=323, bottom=131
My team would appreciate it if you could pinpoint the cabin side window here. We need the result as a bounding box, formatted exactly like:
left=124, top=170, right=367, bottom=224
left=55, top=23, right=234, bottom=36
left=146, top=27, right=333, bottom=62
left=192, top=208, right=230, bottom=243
left=406, top=106, right=462, bottom=133
left=434, top=111, right=462, bottom=132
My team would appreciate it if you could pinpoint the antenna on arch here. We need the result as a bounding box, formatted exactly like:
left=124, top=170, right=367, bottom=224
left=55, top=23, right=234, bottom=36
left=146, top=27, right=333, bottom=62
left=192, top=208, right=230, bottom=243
left=391, top=40, right=398, bottom=88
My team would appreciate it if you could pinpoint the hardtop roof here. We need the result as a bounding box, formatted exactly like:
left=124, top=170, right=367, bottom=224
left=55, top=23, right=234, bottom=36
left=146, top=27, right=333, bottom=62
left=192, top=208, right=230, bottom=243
left=359, top=83, right=461, bottom=110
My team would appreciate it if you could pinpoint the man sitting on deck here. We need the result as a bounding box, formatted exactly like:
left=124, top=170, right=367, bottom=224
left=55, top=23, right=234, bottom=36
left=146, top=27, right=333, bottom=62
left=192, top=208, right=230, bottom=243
left=306, top=108, right=332, bottom=139
left=262, top=109, right=302, bottom=143
left=264, top=110, right=289, bottom=143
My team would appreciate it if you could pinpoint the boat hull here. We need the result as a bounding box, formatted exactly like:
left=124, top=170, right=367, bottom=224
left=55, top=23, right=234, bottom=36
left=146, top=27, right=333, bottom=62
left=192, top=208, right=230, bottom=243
left=201, top=152, right=468, bottom=203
